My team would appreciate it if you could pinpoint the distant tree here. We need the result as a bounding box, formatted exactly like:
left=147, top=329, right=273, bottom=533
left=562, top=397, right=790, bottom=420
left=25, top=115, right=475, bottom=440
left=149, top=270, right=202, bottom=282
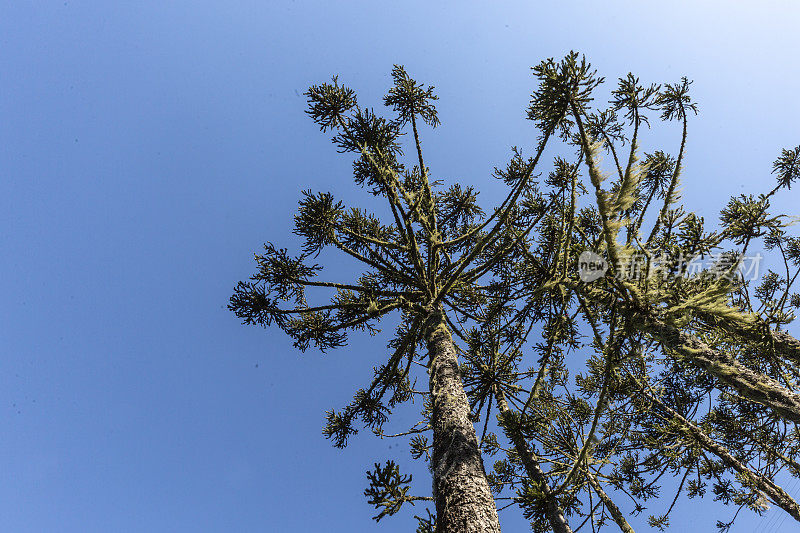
left=230, top=53, right=800, bottom=532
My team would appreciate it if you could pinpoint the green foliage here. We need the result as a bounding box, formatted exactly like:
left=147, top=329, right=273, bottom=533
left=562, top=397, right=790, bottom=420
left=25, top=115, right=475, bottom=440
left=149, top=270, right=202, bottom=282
left=719, top=194, right=780, bottom=245
left=384, top=65, right=440, bottom=127
left=611, top=73, right=660, bottom=126
left=772, top=145, right=800, bottom=189
left=528, top=51, right=602, bottom=140
left=364, top=460, right=418, bottom=521
left=232, top=52, right=800, bottom=532
left=656, top=77, right=698, bottom=121
left=413, top=509, right=436, bottom=532
left=305, top=76, right=357, bottom=131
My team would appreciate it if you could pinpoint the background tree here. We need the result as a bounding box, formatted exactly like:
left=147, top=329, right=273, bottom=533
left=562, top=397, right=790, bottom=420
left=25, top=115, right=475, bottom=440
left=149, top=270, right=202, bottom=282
left=444, top=54, right=800, bottom=532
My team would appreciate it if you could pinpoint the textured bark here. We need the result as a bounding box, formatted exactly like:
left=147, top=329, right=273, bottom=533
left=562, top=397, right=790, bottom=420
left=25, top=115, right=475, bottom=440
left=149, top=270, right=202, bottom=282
left=647, top=318, right=800, bottom=423
left=424, top=308, right=501, bottom=533
left=708, top=319, right=800, bottom=367
left=647, top=391, right=800, bottom=522
left=745, top=328, right=800, bottom=366
left=586, top=472, right=635, bottom=533
left=772, top=330, right=800, bottom=364
left=494, top=387, right=573, bottom=533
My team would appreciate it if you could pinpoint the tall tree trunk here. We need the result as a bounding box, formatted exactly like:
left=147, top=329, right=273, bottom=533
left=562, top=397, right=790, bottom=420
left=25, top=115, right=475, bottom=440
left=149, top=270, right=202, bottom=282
left=644, top=389, right=800, bottom=522
left=770, top=330, right=800, bottom=364
left=424, top=308, right=501, bottom=533
left=586, top=472, right=635, bottom=533
left=494, top=386, right=574, bottom=533
left=717, top=323, right=800, bottom=367
left=575, top=283, right=800, bottom=423
left=646, top=318, right=800, bottom=423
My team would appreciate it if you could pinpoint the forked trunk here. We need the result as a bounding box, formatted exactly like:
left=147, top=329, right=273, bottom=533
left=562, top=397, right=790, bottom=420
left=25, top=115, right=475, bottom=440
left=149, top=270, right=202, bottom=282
left=424, top=308, right=501, bottom=533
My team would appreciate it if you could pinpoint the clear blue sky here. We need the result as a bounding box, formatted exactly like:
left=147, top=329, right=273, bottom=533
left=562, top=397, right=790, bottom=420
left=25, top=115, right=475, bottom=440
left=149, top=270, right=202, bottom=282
left=1, top=1, right=798, bottom=531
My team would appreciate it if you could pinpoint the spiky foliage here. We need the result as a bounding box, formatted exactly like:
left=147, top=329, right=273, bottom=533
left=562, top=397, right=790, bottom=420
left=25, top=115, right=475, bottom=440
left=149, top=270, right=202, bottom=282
left=230, top=63, right=561, bottom=447
left=439, top=54, right=800, bottom=533
left=364, top=460, right=432, bottom=521
left=231, top=53, right=800, bottom=532
left=230, top=61, right=572, bottom=530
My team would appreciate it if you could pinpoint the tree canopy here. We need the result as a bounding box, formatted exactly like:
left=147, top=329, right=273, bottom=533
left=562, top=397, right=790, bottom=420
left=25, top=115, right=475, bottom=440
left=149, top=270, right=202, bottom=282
left=230, top=52, right=800, bottom=532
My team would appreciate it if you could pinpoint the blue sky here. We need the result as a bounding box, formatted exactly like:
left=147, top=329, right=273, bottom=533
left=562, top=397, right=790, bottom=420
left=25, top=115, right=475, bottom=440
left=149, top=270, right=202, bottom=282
left=1, top=1, right=798, bottom=531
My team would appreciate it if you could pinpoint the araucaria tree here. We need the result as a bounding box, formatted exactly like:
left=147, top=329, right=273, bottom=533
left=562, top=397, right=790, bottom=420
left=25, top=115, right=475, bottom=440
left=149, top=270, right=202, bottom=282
left=231, top=54, right=800, bottom=532
left=229, top=65, right=551, bottom=532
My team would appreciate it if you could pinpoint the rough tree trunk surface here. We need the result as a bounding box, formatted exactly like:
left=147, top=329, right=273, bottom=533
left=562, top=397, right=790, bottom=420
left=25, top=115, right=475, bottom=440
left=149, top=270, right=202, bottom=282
left=424, top=309, right=501, bottom=533
left=773, top=331, right=800, bottom=364
left=715, top=323, right=800, bottom=366
left=648, top=318, right=800, bottom=423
